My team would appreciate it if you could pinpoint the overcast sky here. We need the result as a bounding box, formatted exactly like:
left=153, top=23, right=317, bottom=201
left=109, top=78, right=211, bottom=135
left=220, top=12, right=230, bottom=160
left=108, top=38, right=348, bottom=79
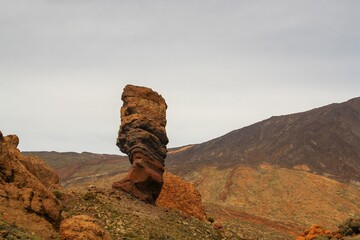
left=1, top=1, right=359, bottom=154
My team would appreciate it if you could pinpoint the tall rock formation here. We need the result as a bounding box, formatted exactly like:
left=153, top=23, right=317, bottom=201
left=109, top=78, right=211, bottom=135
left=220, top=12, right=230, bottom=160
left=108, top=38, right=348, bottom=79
left=112, top=85, right=168, bottom=203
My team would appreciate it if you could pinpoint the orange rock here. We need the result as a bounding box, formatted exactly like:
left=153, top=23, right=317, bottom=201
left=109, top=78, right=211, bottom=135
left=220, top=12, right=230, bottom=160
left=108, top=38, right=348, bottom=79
left=213, top=223, right=224, bottom=229
left=113, top=85, right=168, bottom=204
left=19, top=154, right=60, bottom=188
left=333, top=233, right=342, bottom=238
left=156, top=172, right=206, bottom=220
left=311, top=225, right=324, bottom=234
left=296, top=225, right=343, bottom=240
left=295, top=236, right=305, bottom=240
left=60, top=215, right=111, bottom=240
left=0, top=131, right=62, bottom=238
left=0, top=133, right=62, bottom=223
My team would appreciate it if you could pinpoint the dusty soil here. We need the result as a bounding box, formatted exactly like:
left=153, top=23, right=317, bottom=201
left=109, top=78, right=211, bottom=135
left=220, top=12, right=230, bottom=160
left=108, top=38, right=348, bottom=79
left=60, top=185, right=245, bottom=240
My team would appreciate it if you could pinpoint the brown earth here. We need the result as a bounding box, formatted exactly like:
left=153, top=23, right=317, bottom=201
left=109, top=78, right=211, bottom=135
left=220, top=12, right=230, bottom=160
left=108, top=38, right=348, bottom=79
left=60, top=186, right=241, bottom=240
left=57, top=170, right=208, bottom=222
left=177, top=163, right=360, bottom=239
left=60, top=215, right=111, bottom=240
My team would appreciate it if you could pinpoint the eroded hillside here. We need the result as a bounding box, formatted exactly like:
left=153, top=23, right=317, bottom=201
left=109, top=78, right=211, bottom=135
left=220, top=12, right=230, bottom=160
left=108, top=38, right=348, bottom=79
left=167, top=97, right=360, bottom=182
left=183, top=164, right=360, bottom=238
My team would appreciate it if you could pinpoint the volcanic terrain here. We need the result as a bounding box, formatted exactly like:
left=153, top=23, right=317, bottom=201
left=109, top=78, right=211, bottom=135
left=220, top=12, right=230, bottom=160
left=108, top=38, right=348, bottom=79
left=25, top=97, right=360, bottom=239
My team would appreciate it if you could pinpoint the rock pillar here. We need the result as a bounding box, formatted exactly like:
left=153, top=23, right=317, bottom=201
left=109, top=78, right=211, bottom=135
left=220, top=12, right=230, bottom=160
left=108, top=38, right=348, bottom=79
left=112, top=84, right=168, bottom=203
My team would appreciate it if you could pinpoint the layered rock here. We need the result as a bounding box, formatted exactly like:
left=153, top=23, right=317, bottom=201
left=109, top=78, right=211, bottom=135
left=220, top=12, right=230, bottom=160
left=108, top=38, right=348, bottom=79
left=0, top=131, right=62, bottom=238
left=156, top=173, right=206, bottom=220
left=112, top=85, right=168, bottom=203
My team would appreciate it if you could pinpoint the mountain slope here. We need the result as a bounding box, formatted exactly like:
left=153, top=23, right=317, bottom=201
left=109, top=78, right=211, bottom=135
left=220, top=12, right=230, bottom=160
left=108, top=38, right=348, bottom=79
left=164, top=97, right=360, bottom=238
left=184, top=164, right=360, bottom=236
left=23, top=151, right=130, bottom=186
left=168, top=97, right=360, bottom=182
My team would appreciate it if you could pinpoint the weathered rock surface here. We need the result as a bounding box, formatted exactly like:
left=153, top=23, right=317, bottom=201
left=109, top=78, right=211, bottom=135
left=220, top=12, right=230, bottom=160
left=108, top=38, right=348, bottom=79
left=0, top=131, right=62, bottom=238
left=19, top=154, right=60, bottom=189
left=60, top=215, right=111, bottom=240
left=156, top=172, right=206, bottom=220
left=296, top=225, right=342, bottom=240
left=113, top=85, right=168, bottom=203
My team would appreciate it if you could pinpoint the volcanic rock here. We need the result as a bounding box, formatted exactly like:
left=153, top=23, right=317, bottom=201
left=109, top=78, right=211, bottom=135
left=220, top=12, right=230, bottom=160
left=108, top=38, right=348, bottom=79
left=156, top=172, right=206, bottom=220
left=60, top=215, right=111, bottom=240
left=0, top=131, right=62, bottom=237
left=19, top=154, right=60, bottom=189
left=112, top=85, right=168, bottom=203
left=296, top=225, right=342, bottom=240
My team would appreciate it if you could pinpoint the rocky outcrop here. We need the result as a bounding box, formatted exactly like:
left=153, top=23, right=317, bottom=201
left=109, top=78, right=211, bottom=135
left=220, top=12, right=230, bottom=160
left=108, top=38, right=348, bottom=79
left=0, top=131, right=62, bottom=237
left=156, top=173, right=206, bottom=220
left=19, top=154, right=60, bottom=189
left=296, top=225, right=342, bottom=240
left=60, top=215, right=111, bottom=240
left=112, top=85, right=168, bottom=204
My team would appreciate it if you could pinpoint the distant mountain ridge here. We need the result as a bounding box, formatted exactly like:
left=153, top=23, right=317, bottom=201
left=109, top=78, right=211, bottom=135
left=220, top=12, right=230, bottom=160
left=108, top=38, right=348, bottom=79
left=167, top=97, right=360, bottom=182
left=23, top=151, right=129, bottom=186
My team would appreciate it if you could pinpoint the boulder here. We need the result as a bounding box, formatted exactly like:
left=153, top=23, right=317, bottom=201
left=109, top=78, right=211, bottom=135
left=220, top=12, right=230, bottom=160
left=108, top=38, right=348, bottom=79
left=156, top=172, right=206, bottom=220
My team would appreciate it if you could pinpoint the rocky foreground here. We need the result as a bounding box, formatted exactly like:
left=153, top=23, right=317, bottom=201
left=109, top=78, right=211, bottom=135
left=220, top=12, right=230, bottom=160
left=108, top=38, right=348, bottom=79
left=60, top=186, right=240, bottom=240
left=0, top=131, right=62, bottom=239
left=0, top=131, right=247, bottom=240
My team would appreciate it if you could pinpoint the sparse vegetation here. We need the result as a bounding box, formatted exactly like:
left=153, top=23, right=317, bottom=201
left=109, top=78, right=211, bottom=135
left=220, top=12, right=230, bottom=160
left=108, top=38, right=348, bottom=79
left=207, top=216, right=215, bottom=223
left=149, top=232, right=175, bottom=240
left=82, top=191, right=97, bottom=201
left=61, top=187, right=230, bottom=240
left=52, top=190, right=63, bottom=199
left=339, top=216, right=360, bottom=236
left=0, top=220, right=43, bottom=240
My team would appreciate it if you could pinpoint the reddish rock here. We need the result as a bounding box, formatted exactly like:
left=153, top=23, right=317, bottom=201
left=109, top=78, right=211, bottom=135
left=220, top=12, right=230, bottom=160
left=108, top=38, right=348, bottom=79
left=112, top=85, right=168, bottom=204
left=0, top=131, right=62, bottom=236
left=60, top=215, right=111, bottom=240
left=156, top=172, right=206, bottom=220
left=19, top=154, right=60, bottom=189
left=296, top=225, right=342, bottom=240
left=213, top=223, right=224, bottom=230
